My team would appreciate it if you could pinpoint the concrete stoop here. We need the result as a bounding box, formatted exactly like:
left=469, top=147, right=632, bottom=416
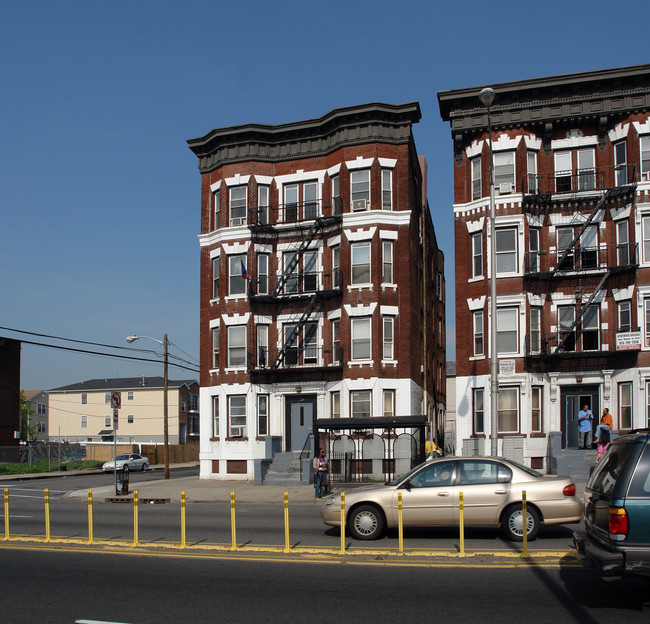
left=554, top=448, right=598, bottom=481
left=263, top=451, right=303, bottom=485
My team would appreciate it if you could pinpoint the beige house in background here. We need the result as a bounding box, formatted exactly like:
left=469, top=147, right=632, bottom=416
left=48, top=377, right=199, bottom=444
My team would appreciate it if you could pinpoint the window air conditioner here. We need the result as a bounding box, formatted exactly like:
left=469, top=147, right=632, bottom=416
left=230, top=217, right=246, bottom=227
left=230, top=426, right=244, bottom=437
left=352, top=198, right=367, bottom=211
left=499, top=183, right=514, bottom=194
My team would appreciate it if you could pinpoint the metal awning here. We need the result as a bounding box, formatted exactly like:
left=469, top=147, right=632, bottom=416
left=314, top=415, right=427, bottom=430
left=97, top=429, right=114, bottom=436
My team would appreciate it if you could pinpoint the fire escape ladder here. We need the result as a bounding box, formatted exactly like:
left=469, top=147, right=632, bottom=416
left=551, top=189, right=612, bottom=278
left=556, top=269, right=612, bottom=353
left=271, top=293, right=320, bottom=369
left=271, top=218, right=324, bottom=297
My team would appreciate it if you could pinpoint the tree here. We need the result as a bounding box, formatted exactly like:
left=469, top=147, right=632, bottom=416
left=19, top=391, right=37, bottom=442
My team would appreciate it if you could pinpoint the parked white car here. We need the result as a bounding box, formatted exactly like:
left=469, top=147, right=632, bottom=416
left=102, top=453, right=150, bottom=472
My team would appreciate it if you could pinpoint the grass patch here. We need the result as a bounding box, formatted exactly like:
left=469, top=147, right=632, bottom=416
left=0, top=459, right=103, bottom=475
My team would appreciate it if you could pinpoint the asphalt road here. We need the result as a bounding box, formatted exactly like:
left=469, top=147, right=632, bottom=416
left=1, top=547, right=648, bottom=623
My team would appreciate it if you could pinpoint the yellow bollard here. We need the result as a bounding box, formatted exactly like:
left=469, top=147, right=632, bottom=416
left=339, top=492, right=346, bottom=555
left=230, top=491, right=237, bottom=551
left=133, top=490, right=139, bottom=547
left=522, top=490, right=528, bottom=557
left=180, top=491, right=186, bottom=549
left=88, top=490, right=94, bottom=544
left=44, top=488, right=51, bottom=543
left=283, top=492, right=290, bottom=553
left=398, top=491, right=404, bottom=554
left=3, top=488, right=9, bottom=541
left=458, top=491, right=465, bottom=556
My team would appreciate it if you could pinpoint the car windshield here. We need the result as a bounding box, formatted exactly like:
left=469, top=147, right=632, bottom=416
left=589, top=441, right=634, bottom=495
left=116, top=454, right=129, bottom=460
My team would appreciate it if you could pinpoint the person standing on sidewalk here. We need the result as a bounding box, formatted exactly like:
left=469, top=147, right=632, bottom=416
left=578, top=404, right=594, bottom=449
left=313, top=449, right=328, bottom=499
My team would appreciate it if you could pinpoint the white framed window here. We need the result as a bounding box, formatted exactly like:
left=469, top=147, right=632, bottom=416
left=257, top=325, right=268, bottom=368
left=529, top=227, right=540, bottom=273
left=212, top=327, right=219, bottom=369
left=498, top=387, right=519, bottom=433
left=497, top=307, right=519, bottom=354
left=530, top=307, right=542, bottom=354
left=332, top=319, right=340, bottom=363
left=618, top=301, right=631, bottom=333
left=81, top=393, right=87, bottom=405
left=383, top=390, right=395, bottom=418
left=257, top=185, right=269, bottom=225
left=351, top=390, right=371, bottom=418
left=473, top=310, right=484, bottom=357
left=81, top=415, right=87, bottom=428
left=577, top=149, right=595, bottom=191
left=127, top=391, right=134, bottom=401
left=642, top=216, right=650, bottom=264
left=382, top=241, right=393, bottom=283
left=473, top=388, right=484, bottom=434
left=332, top=245, right=340, bottom=289
left=304, top=181, right=318, bottom=220
left=494, top=151, right=515, bottom=193
left=257, top=394, right=269, bottom=437
left=555, top=151, right=572, bottom=192
left=257, top=253, right=268, bottom=295
left=471, top=231, right=483, bottom=278
left=580, top=225, right=598, bottom=270
left=212, top=189, right=220, bottom=230
left=531, top=387, right=542, bottom=433
left=471, top=156, right=481, bottom=200
left=303, top=250, right=318, bottom=292
left=228, top=395, right=247, bottom=437
left=229, top=254, right=247, bottom=296
left=284, top=184, right=298, bottom=222
left=495, top=227, right=517, bottom=274
left=641, top=136, right=650, bottom=180
left=212, top=257, right=220, bottom=298
left=619, top=382, right=632, bottom=430
left=615, top=141, right=628, bottom=186
left=383, top=316, right=394, bottom=360
left=227, top=326, right=247, bottom=368
left=229, top=186, right=247, bottom=226
left=527, top=151, right=537, bottom=193
left=304, top=321, right=318, bottom=364
left=127, top=414, right=134, bottom=424
left=104, top=415, right=112, bottom=428
left=351, top=243, right=371, bottom=285
left=557, top=227, right=575, bottom=271
left=559, top=305, right=576, bottom=352
left=645, top=298, right=650, bottom=347
left=331, top=391, right=340, bottom=418
left=381, top=169, right=393, bottom=210
left=104, top=392, right=111, bottom=404
left=646, top=382, right=650, bottom=429
left=350, top=170, right=370, bottom=210
left=617, top=220, right=630, bottom=266
left=351, top=317, right=371, bottom=360
left=582, top=305, right=599, bottom=351
left=212, top=396, right=219, bottom=437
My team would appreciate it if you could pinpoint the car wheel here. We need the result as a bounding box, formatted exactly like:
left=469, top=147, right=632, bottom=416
left=122, top=464, right=129, bottom=472
left=348, top=504, right=385, bottom=540
left=141, top=462, right=147, bottom=471
left=502, top=504, right=540, bottom=541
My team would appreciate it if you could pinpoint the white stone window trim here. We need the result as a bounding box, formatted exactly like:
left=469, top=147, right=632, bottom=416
left=344, top=227, right=376, bottom=242
left=608, top=123, right=630, bottom=142
left=524, top=134, right=542, bottom=150
left=327, top=164, right=341, bottom=177
left=210, top=180, right=222, bottom=193
left=466, top=217, right=485, bottom=234
left=346, top=156, right=375, bottom=170
left=378, top=158, right=397, bottom=169
left=492, top=134, right=522, bottom=152
left=254, top=175, right=273, bottom=185
left=224, top=174, right=251, bottom=187
left=345, top=303, right=377, bottom=317
left=551, top=134, right=598, bottom=149
left=221, top=313, right=251, bottom=326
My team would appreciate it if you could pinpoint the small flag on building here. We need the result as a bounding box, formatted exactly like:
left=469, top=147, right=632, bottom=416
left=240, top=259, right=248, bottom=280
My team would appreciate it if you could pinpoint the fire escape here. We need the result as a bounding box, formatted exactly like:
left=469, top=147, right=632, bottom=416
left=522, top=163, right=639, bottom=372
left=247, top=197, right=343, bottom=379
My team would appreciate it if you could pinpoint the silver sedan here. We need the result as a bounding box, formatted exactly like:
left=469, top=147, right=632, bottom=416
left=102, top=453, right=150, bottom=472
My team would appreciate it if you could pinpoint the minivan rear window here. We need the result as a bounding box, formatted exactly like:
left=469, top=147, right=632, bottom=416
left=628, top=443, right=650, bottom=497
left=589, top=442, right=634, bottom=496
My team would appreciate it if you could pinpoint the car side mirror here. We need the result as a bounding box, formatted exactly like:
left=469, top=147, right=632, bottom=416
left=402, top=481, right=412, bottom=491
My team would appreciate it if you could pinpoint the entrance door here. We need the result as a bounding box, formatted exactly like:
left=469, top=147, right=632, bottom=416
left=285, top=395, right=315, bottom=452
left=561, top=387, right=599, bottom=449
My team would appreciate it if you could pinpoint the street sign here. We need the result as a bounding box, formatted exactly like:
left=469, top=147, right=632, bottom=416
left=113, top=408, right=119, bottom=430
left=111, top=392, right=121, bottom=409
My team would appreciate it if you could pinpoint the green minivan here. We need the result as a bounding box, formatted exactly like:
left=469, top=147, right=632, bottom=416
left=574, top=429, right=650, bottom=579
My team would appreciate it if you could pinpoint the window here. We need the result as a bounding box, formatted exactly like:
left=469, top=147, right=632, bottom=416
left=105, top=415, right=112, bottom=428
left=351, top=318, right=371, bottom=360
left=304, top=182, right=318, bottom=219
left=580, top=225, right=598, bottom=269
left=577, top=149, right=595, bottom=191
left=331, top=392, right=340, bottom=418
left=617, top=220, right=630, bottom=266
left=104, top=392, right=111, bottom=404
left=382, top=241, right=393, bottom=283
left=332, top=319, right=340, bottom=363
left=383, top=316, right=394, bottom=360
left=37, top=403, right=46, bottom=414
left=190, top=394, right=198, bottom=411
left=331, top=174, right=339, bottom=202
left=257, top=395, right=269, bottom=437
left=257, top=325, right=268, bottom=368
left=213, top=189, right=220, bottom=230
left=81, top=393, right=87, bottom=405
left=81, top=415, right=87, bottom=428
left=643, top=217, right=650, bottom=264
left=381, top=169, right=393, bottom=210
left=37, top=422, right=47, bottom=433
left=529, top=228, right=540, bottom=273
left=459, top=461, right=512, bottom=486
left=472, top=310, right=484, bottom=357
left=212, top=327, right=219, bottom=368
left=527, top=151, right=537, bottom=193
left=127, top=414, right=134, bottom=424
left=284, top=184, right=298, bottom=221
left=619, top=301, right=631, bottom=334
left=472, top=231, right=483, bottom=278
left=229, top=186, right=247, bottom=226
left=494, top=151, right=515, bottom=193
left=212, top=396, right=219, bottom=437
left=303, top=250, right=318, bottom=292
left=531, top=387, right=542, bottom=432
left=615, top=141, right=627, bottom=186
left=257, top=253, right=268, bottom=295
left=212, top=257, right=219, bottom=298
left=495, top=227, right=517, bottom=274
left=229, top=254, right=247, bottom=296
left=257, top=185, right=269, bottom=225
left=555, top=151, right=572, bottom=192
left=350, top=170, right=370, bottom=210
left=498, top=387, right=519, bottom=433
left=559, top=306, right=576, bottom=351
left=530, top=307, right=542, bottom=354
left=283, top=323, right=299, bottom=366
left=473, top=388, right=484, bottom=434
left=619, top=382, right=632, bottom=430
left=471, top=156, right=481, bottom=200
left=497, top=307, right=518, bottom=354
left=351, top=390, right=371, bottom=418
left=351, top=243, right=370, bottom=285
left=127, top=391, right=134, bottom=401
left=228, top=395, right=247, bottom=437
left=641, top=136, right=650, bottom=180
left=228, top=326, right=247, bottom=368
left=304, top=322, right=318, bottom=364
left=582, top=305, right=599, bottom=351
left=383, top=390, right=395, bottom=418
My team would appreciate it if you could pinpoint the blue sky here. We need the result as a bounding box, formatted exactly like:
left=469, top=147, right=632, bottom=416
left=2, top=0, right=648, bottom=390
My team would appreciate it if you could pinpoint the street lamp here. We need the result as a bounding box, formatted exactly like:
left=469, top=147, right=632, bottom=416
left=479, top=87, right=499, bottom=457
left=126, top=334, right=170, bottom=479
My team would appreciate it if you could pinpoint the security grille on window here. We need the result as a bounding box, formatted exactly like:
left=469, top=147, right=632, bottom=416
left=228, top=395, right=247, bottom=437
left=351, top=390, right=371, bottom=418
left=230, top=186, right=247, bottom=226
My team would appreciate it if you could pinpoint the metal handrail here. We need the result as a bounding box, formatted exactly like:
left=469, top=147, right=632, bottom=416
left=524, top=243, right=638, bottom=275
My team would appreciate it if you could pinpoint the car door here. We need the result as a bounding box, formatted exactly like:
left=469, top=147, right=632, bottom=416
left=396, top=461, right=456, bottom=527
left=454, top=460, right=512, bottom=526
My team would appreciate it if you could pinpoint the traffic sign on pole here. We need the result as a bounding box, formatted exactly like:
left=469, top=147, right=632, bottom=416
left=111, top=392, right=121, bottom=409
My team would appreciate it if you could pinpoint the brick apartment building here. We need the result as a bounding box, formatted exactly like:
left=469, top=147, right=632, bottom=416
left=439, top=64, right=650, bottom=469
left=188, top=102, right=446, bottom=482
